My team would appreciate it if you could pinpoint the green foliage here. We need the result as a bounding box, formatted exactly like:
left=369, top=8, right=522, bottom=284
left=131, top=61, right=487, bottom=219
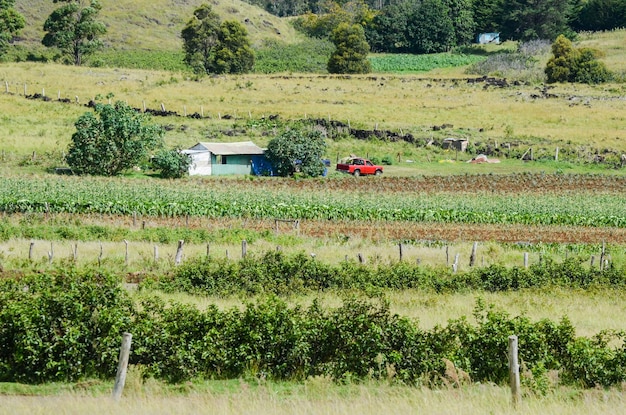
left=253, top=38, right=333, bottom=74
left=214, top=20, right=254, bottom=74
left=327, top=23, right=371, bottom=74
left=182, top=4, right=254, bottom=75
left=4, top=175, right=626, bottom=228
left=42, top=0, right=106, bottom=66
left=65, top=101, right=164, bottom=176
left=4, top=269, right=626, bottom=387
left=546, top=35, right=612, bottom=84
left=0, top=268, right=133, bottom=382
left=407, top=0, right=455, bottom=54
left=266, top=129, right=327, bottom=177
left=143, top=250, right=626, bottom=297
left=181, top=3, right=221, bottom=74
left=370, top=53, right=484, bottom=73
left=499, top=0, right=575, bottom=41
left=572, top=0, right=626, bottom=31
left=293, top=0, right=376, bottom=39
left=151, top=148, right=191, bottom=179
left=0, top=0, right=24, bottom=56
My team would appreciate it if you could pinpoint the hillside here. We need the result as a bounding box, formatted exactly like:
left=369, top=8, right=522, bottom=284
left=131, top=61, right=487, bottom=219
left=14, top=0, right=303, bottom=51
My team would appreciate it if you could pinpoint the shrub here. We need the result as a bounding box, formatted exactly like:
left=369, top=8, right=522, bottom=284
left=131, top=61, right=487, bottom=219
left=151, top=148, right=191, bottom=179
left=546, top=35, right=612, bottom=84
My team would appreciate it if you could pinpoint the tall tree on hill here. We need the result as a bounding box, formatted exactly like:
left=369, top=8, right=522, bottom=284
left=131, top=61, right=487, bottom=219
left=42, top=0, right=106, bottom=66
left=182, top=4, right=254, bottom=74
left=327, top=22, right=371, bottom=74
left=213, top=20, right=255, bottom=74
left=0, top=0, right=25, bottom=56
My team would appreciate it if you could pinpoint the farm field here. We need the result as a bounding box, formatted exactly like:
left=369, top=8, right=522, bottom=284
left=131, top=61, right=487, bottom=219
left=3, top=30, right=626, bottom=413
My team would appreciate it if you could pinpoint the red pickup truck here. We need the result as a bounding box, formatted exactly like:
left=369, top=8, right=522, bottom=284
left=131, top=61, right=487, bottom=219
left=336, top=158, right=383, bottom=176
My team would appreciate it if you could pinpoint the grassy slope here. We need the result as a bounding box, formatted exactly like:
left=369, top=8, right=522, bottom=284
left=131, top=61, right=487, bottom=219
left=14, top=0, right=303, bottom=51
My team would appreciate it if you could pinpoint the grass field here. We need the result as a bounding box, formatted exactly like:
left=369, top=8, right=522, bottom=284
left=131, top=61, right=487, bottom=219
left=2, top=380, right=626, bottom=415
left=1, top=62, right=626, bottom=158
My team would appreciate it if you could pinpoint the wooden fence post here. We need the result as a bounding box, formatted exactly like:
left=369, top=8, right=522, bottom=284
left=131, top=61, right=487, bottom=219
left=48, top=242, right=54, bottom=264
left=469, top=242, right=478, bottom=267
left=358, top=253, right=365, bottom=264
left=29, top=241, right=34, bottom=261
left=154, top=245, right=159, bottom=263
left=112, top=332, right=132, bottom=401
left=124, top=240, right=129, bottom=266
left=508, top=335, right=521, bottom=407
left=523, top=252, right=529, bottom=268
left=174, top=240, right=184, bottom=265
left=398, top=243, right=403, bottom=262
left=242, top=240, right=247, bottom=258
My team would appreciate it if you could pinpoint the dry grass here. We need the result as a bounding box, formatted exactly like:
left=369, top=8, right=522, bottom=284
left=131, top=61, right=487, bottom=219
left=2, top=380, right=626, bottom=415
left=2, top=59, right=626, bottom=157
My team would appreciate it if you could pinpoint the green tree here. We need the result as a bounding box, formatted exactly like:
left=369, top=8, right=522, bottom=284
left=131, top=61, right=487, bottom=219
left=266, top=129, right=327, bottom=177
left=499, top=0, right=574, bottom=41
left=182, top=4, right=254, bottom=75
left=181, top=3, right=221, bottom=74
left=545, top=34, right=612, bottom=84
left=294, top=0, right=377, bottom=39
left=66, top=101, right=164, bottom=176
left=573, top=0, right=626, bottom=31
left=42, top=0, right=106, bottom=66
left=444, top=0, right=475, bottom=46
left=152, top=148, right=191, bottom=179
left=407, top=0, right=455, bottom=54
left=327, top=23, right=371, bottom=74
left=214, top=20, right=255, bottom=74
left=0, top=0, right=25, bottom=56
left=366, top=1, right=412, bottom=52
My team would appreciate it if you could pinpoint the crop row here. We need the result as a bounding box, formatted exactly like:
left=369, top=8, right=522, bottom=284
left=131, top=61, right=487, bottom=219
left=2, top=177, right=626, bottom=227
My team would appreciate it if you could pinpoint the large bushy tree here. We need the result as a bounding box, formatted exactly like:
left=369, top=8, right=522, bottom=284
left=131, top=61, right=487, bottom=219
left=214, top=20, right=255, bottom=74
left=0, top=0, right=24, bottom=56
left=66, top=101, right=164, bottom=176
left=327, top=22, right=371, bottom=74
left=545, top=34, right=612, bottom=84
left=42, top=0, right=106, bottom=65
left=182, top=4, right=254, bottom=75
left=266, top=129, right=327, bottom=177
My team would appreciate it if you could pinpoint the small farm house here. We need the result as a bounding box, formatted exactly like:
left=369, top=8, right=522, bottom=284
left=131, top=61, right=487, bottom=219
left=183, top=141, right=268, bottom=176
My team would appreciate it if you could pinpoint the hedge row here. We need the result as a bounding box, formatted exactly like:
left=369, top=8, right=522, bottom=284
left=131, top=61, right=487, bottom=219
left=143, top=250, right=626, bottom=296
left=2, top=268, right=626, bottom=388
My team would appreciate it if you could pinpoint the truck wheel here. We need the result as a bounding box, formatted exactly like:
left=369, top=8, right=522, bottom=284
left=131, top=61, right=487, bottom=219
left=353, top=169, right=361, bottom=177
left=375, top=169, right=382, bottom=176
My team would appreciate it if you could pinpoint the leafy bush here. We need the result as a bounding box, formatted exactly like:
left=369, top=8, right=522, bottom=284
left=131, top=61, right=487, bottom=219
left=0, top=268, right=132, bottom=382
left=545, top=35, right=612, bottom=84
left=151, top=148, right=191, bottom=179
left=4, top=269, right=626, bottom=388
